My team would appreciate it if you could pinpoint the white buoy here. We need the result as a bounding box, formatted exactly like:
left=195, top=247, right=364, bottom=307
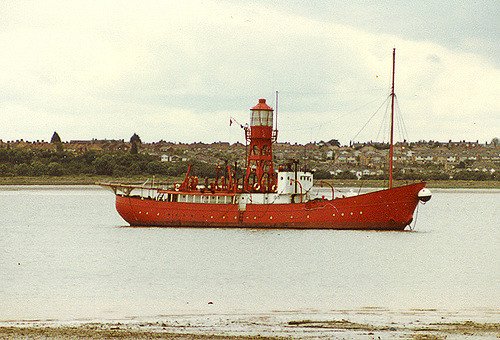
left=418, top=188, right=432, bottom=203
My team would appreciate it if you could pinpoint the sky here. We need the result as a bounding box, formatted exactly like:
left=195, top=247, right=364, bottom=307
left=0, top=0, right=498, bottom=145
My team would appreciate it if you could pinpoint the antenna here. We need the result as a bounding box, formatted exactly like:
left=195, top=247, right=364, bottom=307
left=274, top=90, right=279, bottom=142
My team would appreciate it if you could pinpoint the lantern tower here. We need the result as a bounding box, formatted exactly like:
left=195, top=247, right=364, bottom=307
left=244, top=98, right=277, bottom=192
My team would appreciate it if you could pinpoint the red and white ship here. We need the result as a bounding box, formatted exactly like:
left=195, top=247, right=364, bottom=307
left=102, top=49, right=431, bottom=230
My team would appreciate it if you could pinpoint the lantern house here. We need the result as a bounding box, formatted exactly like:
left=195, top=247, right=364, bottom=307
left=244, top=98, right=278, bottom=192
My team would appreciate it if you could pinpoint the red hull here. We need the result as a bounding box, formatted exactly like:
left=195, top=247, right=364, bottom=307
left=115, top=182, right=425, bottom=230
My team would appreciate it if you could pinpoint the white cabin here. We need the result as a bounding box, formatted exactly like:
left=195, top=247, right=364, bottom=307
left=276, top=171, right=314, bottom=194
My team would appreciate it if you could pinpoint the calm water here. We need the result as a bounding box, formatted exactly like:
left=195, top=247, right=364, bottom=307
left=0, top=186, right=498, bottom=320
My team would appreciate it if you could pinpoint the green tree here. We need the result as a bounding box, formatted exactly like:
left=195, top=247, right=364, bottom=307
left=130, top=133, right=142, bottom=144
left=128, top=163, right=142, bottom=176
left=0, top=164, right=13, bottom=176
left=327, top=139, right=341, bottom=147
left=31, top=161, right=47, bottom=176
left=93, top=155, right=114, bottom=175
left=130, top=141, right=138, bottom=154
left=129, top=133, right=141, bottom=155
left=146, top=161, right=165, bottom=175
left=50, top=131, right=63, bottom=153
left=14, top=163, right=32, bottom=176
left=50, top=132, right=62, bottom=143
left=47, top=162, right=64, bottom=176
left=313, top=169, right=332, bottom=179
left=112, top=165, right=129, bottom=177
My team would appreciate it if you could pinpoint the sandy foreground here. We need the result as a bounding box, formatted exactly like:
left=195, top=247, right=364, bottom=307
left=1, top=309, right=499, bottom=339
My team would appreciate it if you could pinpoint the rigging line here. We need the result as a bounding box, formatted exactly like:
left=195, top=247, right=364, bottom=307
left=393, top=95, right=403, bottom=142
left=395, top=104, right=405, bottom=142
left=278, top=97, right=384, bottom=133
left=385, top=99, right=391, bottom=141
left=357, top=179, right=366, bottom=195
left=376, top=99, right=391, bottom=141
left=385, top=102, right=392, bottom=142
left=352, top=96, right=391, bottom=142
left=398, top=109, right=407, bottom=141
left=276, top=88, right=387, bottom=96
left=394, top=97, right=408, bottom=143
left=334, top=97, right=385, bottom=120
left=395, top=96, right=410, bottom=141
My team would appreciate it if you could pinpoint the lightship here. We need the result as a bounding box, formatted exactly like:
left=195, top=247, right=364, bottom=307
left=101, top=49, right=431, bottom=230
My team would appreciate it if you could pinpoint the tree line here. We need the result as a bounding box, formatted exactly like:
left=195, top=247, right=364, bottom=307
left=0, top=147, right=496, bottom=181
left=0, top=148, right=219, bottom=178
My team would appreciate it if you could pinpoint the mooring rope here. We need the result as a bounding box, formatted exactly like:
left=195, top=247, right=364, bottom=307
left=410, top=203, right=420, bottom=231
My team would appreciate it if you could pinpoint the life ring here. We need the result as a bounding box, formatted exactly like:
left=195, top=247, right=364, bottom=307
left=253, top=183, right=261, bottom=191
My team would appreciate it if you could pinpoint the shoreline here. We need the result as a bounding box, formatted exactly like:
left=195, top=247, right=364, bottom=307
left=1, top=309, right=499, bottom=339
left=0, top=176, right=499, bottom=189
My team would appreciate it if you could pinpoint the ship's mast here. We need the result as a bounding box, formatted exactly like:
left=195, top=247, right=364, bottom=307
left=389, top=48, right=396, bottom=189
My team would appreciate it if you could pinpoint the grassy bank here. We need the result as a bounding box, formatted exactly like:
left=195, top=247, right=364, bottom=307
left=0, top=175, right=181, bottom=186
left=0, top=176, right=499, bottom=189
left=319, top=179, right=500, bottom=189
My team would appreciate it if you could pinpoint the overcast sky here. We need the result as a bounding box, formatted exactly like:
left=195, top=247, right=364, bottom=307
left=1, top=0, right=498, bottom=144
